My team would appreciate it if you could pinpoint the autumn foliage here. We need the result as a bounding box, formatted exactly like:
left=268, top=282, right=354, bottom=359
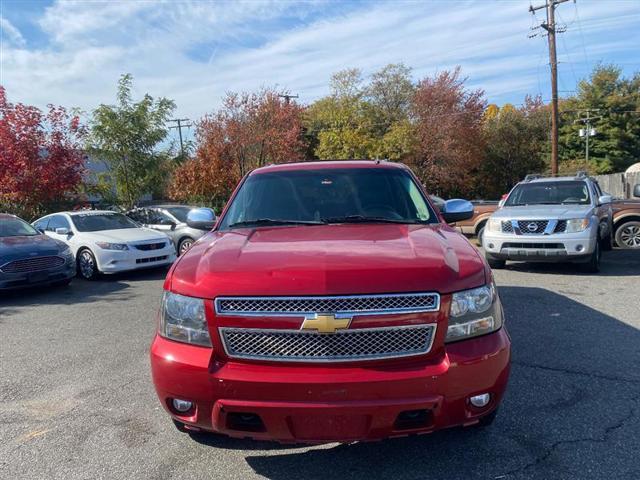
left=0, top=86, right=86, bottom=219
left=170, top=89, right=306, bottom=206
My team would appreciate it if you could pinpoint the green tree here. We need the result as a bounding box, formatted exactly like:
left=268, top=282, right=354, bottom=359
left=480, top=97, right=550, bottom=198
left=559, top=65, right=640, bottom=173
left=87, top=74, right=176, bottom=208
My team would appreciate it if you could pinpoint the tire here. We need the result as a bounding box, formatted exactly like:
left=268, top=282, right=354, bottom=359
left=615, top=221, right=640, bottom=249
left=580, top=241, right=600, bottom=273
left=486, top=256, right=506, bottom=269
left=601, top=223, right=613, bottom=251
left=476, top=409, right=498, bottom=428
left=477, top=226, right=486, bottom=246
left=178, top=237, right=195, bottom=256
left=77, top=249, right=99, bottom=280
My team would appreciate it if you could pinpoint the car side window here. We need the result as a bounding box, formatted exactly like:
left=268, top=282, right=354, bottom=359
left=34, top=217, right=50, bottom=232
left=148, top=210, right=173, bottom=225
left=47, top=215, right=70, bottom=231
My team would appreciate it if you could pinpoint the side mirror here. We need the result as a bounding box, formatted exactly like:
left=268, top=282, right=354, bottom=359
left=186, top=208, right=216, bottom=230
left=633, top=184, right=640, bottom=198
left=55, top=227, right=71, bottom=235
left=598, top=194, right=612, bottom=205
left=441, top=199, right=474, bottom=223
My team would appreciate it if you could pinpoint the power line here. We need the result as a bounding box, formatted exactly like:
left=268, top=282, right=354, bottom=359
left=168, top=118, right=192, bottom=157
left=529, top=0, right=572, bottom=176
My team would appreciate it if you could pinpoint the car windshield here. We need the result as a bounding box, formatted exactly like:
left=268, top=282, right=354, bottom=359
left=218, top=167, right=436, bottom=230
left=0, top=218, right=40, bottom=237
left=165, top=207, right=192, bottom=223
left=71, top=213, right=140, bottom=232
left=505, top=181, right=591, bottom=206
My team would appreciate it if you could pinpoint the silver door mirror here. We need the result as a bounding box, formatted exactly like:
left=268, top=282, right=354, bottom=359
left=441, top=199, right=474, bottom=223
left=598, top=194, right=612, bottom=205
left=55, top=227, right=71, bottom=235
left=633, top=184, right=640, bottom=198
left=186, top=208, right=216, bottom=230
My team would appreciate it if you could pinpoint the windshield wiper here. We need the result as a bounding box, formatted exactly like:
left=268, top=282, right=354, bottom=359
left=228, top=218, right=324, bottom=228
left=321, top=215, right=424, bottom=225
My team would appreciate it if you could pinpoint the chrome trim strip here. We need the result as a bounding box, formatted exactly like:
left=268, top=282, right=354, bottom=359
left=214, top=292, right=441, bottom=317
left=543, top=219, right=558, bottom=235
left=219, top=323, right=438, bottom=363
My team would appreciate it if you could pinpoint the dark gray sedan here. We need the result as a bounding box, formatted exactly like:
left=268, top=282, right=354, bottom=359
left=126, top=205, right=212, bottom=255
left=0, top=214, right=76, bottom=290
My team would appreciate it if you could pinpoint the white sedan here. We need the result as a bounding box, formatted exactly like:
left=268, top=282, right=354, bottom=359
left=33, top=211, right=176, bottom=280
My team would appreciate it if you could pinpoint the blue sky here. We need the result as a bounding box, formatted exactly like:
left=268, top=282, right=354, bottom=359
left=1, top=0, right=639, bottom=146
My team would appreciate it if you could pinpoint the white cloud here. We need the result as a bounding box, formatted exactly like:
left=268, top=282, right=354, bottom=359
left=0, top=16, right=25, bottom=46
left=0, top=0, right=638, bottom=126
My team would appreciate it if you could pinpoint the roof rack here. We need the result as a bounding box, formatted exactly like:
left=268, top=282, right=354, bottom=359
left=523, top=174, right=544, bottom=182
left=575, top=170, right=589, bottom=179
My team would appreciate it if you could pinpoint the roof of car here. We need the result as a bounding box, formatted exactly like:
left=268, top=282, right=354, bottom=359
left=0, top=213, right=17, bottom=219
left=250, top=160, right=408, bottom=175
left=145, top=204, right=194, bottom=209
left=63, top=210, right=121, bottom=216
left=525, top=176, right=589, bottom=184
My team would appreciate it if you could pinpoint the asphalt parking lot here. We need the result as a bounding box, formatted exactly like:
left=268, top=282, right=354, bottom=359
left=1, top=249, right=639, bottom=480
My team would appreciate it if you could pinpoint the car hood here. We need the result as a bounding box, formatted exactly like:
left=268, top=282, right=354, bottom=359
left=170, top=224, right=486, bottom=298
left=0, top=234, right=65, bottom=266
left=81, top=228, right=170, bottom=244
left=492, top=205, right=593, bottom=219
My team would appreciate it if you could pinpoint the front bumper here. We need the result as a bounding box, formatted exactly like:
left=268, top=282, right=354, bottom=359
left=0, top=258, right=75, bottom=290
left=483, top=229, right=596, bottom=262
left=150, top=328, right=511, bottom=443
left=96, top=247, right=176, bottom=273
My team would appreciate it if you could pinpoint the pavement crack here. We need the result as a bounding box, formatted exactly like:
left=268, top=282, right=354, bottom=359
left=512, top=360, right=640, bottom=385
left=503, top=401, right=638, bottom=478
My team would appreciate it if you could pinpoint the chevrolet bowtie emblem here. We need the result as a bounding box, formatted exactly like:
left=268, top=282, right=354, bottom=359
left=301, top=313, right=352, bottom=334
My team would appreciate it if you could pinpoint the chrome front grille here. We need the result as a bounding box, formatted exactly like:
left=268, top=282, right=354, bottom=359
left=133, top=242, right=166, bottom=251
left=215, top=293, right=440, bottom=316
left=220, top=325, right=436, bottom=362
left=517, top=220, right=548, bottom=234
left=501, top=220, right=566, bottom=235
left=554, top=220, right=567, bottom=233
left=0, top=256, right=65, bottom=273
left=502, top=221, right=514, bottom=233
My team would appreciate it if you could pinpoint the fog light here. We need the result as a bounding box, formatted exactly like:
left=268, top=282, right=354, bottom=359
left=470, top=393, right=491, bottom=408
left=172, top=398, right=193, bottom=413
left=576, top=244, right=584, bottom=252
left=488, top=243, right=495, bottom=249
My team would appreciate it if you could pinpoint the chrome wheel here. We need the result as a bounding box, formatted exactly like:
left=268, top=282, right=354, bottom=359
left=78, top=250, right=96, bottom=279
left=619, top=225, right=640, bottom=248
left=179, top=238, right=194, bottom=255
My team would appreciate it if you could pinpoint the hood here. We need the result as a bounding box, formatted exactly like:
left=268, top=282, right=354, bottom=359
left=0, top=234, right=66, bottom=266
left=491, top=204, right=593, bottom=219
left=170, top=224, right=486, bottom=298
left=82, top=227, right=169, bottom=244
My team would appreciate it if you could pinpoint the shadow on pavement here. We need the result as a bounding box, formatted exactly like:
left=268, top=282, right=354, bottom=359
left=0, top=265, right=169, bottom=314
left=191, top=286, right=640, bottom=480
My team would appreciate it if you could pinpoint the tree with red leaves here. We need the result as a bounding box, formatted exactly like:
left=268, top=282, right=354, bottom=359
left=410, top=67, right=487, bottom=197
left=170, top=88, right=306, bottom=208
left=0, top=86, right=86, bottom=219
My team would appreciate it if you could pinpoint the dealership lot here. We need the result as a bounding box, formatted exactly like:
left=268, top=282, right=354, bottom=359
left=1, top=250, right=639, bottom=480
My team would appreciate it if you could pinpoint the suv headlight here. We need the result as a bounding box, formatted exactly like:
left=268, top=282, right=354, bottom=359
left=159, top=291, right=211, bottom=347
left=564, top=218, right=589, bottom=233
left=96, top=242, right=129, bottom=251
left=447, top=284, right=503, bottom=343
left=487, top=218, right=502, bottom=232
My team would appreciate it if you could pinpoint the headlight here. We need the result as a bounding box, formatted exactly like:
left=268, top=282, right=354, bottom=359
left=159, top=291, right=211, bottom=347
left=487, top=218, right=502, bottom=232
left=60, top=245, right=73, bottom=257
left=564, top=218, right=589, bottom=233
left=96, top=242, right=129, bottom=250
left=447, top=284, right=503, bottom=343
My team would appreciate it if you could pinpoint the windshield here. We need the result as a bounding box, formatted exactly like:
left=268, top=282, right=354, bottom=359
left=0, top=218, right=40, bottom=237
left=218, top=167, right=436, bottom=230
left=505, top=181, right=591, bottom=206
left=71, top=213, right=140, bottom=232
left=165, top=207, right=192, bottom=223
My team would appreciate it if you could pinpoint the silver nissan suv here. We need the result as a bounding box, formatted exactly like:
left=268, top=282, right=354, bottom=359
left=482, top=172, right=613, bottom=273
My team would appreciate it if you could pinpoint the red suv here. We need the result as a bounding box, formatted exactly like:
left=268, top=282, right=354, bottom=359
left=150, top=161, right=511, bottom=443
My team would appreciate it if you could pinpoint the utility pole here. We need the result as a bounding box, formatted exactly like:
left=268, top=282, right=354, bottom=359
left=574, top=109, right=600, bottom=167
left=168, top=118, right=192, bottom=157
left=529, top=0, right=571, bottom=175
left=278, top=93, right=299, bottom=105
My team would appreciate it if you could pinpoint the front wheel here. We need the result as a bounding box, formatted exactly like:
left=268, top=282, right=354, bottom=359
left=77, top=249, right=99, bottom=280
left=615, top=221, right=640, bottom=249
left=580, top=241, right=600, bottom=273
left=178, top=237, right=194, bottom=256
